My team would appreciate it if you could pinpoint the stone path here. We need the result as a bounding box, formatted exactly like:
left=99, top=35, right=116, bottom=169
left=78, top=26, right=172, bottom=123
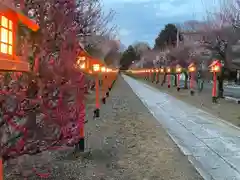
left=123, top=74, right=240, bottom=180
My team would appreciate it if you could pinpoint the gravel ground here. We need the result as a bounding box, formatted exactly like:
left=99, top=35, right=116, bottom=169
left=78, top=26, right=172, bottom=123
left=131, top=75, right=240, bottom=127
left=4, top=76, right=202, bottom=180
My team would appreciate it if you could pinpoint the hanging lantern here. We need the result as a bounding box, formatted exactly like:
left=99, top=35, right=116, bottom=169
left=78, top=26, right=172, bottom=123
left=0, top=1, right=39, bottom=72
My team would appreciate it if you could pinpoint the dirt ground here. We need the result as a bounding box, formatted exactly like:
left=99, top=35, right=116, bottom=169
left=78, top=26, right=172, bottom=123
left=5, top=76, right=202, bottom=180
left=132, top=75, right=240, bottom=127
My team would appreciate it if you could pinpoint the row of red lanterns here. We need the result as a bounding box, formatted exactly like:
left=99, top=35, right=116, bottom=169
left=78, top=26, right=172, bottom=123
left=75, top=55, right=119, bottom=153
left=128, top=60, right=222, bottom=103
left=128, top=61, right=221, bottom=74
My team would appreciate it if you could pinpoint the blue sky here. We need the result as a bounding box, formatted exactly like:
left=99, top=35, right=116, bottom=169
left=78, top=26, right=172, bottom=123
left=102, top=0, right=217, bottom=48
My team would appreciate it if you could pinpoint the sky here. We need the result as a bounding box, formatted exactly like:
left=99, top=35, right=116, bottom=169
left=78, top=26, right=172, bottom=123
left=102, top=0, right=217, bottom=48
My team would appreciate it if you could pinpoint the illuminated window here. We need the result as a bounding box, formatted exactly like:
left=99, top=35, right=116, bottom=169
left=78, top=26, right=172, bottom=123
left=0, top=16, right=13, bottom=55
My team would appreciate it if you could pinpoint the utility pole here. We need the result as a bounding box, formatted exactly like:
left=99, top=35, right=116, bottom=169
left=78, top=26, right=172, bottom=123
left=175, top=23, right=181, bottom=48
left=176, top=29, right=179, bottom=48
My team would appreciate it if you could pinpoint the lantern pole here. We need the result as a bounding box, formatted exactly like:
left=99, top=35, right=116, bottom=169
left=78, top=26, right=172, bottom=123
left=101, top=67, right=106, bottom=104
left=109, top=70, right=113, bottom=91
left=168, top=74, right=171, bottom=88
left=0, top=157, right=2, bottom=180
left=176, top=65, right=182, bottom=91
left=159, top=67, right=164, bottom=86
left=190, top=73, right=195, bottom=95
left=94, top=73, right=100, bottom=117
left=209, top=60, right=221, bottom=103
left=93, top=64, right=100, bottom=118
left=155, top=69, right=159, bottom=84
left=188, top=63, right=196, bottom=96
left=151, top=69, right=154, bottom=83
left=75, top=73, right=86, bottom=152
left=167, top=67, right=171, bottom=88
left=77, top=122, right=85, bottom=152
left=106, top=68, right=111, bottom=96
left=212, top=71, right=217, bottom=103
left=177, top=73, right=180, bottom=91
left=148, top=70, right=151, bottom=81
left=106, top=75, right=110, bottom=97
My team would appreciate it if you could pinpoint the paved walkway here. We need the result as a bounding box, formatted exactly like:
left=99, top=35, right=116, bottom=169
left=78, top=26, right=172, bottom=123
left=123, top=74, right=240, bottom=180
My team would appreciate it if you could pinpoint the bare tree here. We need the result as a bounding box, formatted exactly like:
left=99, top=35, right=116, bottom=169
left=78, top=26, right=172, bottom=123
left=132, top=42, right=151, bottom=57
left=199, top=1, right=240, bottom=96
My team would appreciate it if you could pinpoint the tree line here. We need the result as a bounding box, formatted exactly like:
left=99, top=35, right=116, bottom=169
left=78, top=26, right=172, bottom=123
left=119, top=23, right=182, bottom=70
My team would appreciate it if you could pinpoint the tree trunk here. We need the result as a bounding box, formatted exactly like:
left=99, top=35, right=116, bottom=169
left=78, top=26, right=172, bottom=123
left=161, top=73, right=166, bottom=86
left=217, top=75, right=224, bottom=98
left=183, top=71, right=188, bottom=89
left=174, top=74, right=177, bottom=86
left=217, top=65, right=225, bottom=98
left=152, top=72, right=155, bottom=82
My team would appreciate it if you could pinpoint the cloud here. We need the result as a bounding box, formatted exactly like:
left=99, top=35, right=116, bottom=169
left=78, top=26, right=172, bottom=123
left=102, top=0, right=212, bottom=47
left=104, top=0, right=151, bottom=3
left=119, top=28, right=131, bottom=36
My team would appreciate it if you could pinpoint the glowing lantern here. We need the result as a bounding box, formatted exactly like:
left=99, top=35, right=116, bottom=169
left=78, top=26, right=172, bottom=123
left=188, top=63, right=196, bottom=72
left=166, top=67, right=172, bottom=88
left=166, top=67, right=171, bottom=73
left=77, top=56, right=86, bottom=70
left=175, top=64, right=182, bottom=91
left=0, top=1, right=39, bottom=72
left=93, top=64, right=100, bottom=72
left=188, top=63, right=196, bottom=95
left=80, top=63, right=85, bottom=69
left=160, top=68, right=164, bottom=73
left=176, top=64, right=182, bottom=73
left=209, top=60, right=222, bottom=102
left=209, top=60, right=221, bottom=73
left=212, top=65, right=220, bottom=72
left=101, top=67, right=106, bottom=72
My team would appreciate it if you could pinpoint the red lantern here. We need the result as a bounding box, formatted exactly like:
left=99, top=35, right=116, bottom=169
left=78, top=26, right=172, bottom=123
left=176, top=65, right=182, bottom=91
left=209, top=60, right=222, bottom=102
left=0, top=2, right=39, bottom=179
left=0, top=2, right=39, bottom=72
left=188, top=63, right=196, bottom=95
left=166, top=67, right=171, bottom=88
left=209, top=60, right=221, bottom=73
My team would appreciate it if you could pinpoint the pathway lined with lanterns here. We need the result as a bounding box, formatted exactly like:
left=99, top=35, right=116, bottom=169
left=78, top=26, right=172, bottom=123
left=123, top=74, right=240, bottom=180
